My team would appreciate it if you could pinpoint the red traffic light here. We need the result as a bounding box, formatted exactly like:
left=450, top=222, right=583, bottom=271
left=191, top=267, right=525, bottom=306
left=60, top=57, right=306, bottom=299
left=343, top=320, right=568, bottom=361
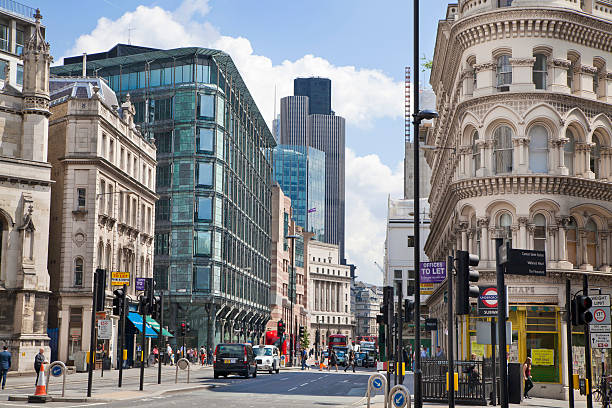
left=577, top=296, right=593, bottom=310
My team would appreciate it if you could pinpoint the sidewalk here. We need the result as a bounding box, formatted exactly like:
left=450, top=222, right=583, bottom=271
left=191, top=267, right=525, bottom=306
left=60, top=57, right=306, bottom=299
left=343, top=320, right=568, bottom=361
left=360, top=394, right=587, bottom=408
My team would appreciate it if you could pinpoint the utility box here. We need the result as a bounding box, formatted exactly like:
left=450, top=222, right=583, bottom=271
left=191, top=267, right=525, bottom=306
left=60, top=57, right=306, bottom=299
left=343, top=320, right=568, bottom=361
left=73, top=351, right=87, bottom=372
left=507, top=362, right=523, bottom=404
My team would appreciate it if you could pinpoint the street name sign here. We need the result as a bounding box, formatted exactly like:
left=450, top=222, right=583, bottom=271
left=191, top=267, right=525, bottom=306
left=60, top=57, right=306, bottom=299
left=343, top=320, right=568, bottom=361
left=505, top=249, right=546, bottom=276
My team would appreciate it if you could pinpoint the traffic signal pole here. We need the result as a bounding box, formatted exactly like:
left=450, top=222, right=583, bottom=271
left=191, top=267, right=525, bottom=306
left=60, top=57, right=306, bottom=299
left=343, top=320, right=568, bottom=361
left=87, top=271, right=98, bottom=397
left=158, top=292, right=163, bottom=384
left=447, top=255, right=455, bottom=408
left=118, top=285, right=126, bottom=387
left=584, top=275, right=593, bottom=408
left=566, top=279, right=574, bottom=408
left=496, top=238, right=508, bottom=408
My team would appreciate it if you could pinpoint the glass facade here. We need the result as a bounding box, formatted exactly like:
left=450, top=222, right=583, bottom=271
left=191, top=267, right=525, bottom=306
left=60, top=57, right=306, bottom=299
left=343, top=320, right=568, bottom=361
left=272, top=145, right=325, bottom=241
left=52, top=47, right=275, bottom=348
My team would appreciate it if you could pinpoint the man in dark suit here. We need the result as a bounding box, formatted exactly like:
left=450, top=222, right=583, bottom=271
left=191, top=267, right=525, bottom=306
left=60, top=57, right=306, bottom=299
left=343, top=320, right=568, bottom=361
left=34, top=348, right=46, bottom=385
left=0, top=345, right=11, bottom=390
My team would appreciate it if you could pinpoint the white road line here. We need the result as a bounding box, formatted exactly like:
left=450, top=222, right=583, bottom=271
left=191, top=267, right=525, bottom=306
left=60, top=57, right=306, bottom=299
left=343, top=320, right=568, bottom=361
left=288, top=386, right=297, bottom=391
left=300, top=382, right=309, bottom=387
left=279, top=377, right=289, bottom=381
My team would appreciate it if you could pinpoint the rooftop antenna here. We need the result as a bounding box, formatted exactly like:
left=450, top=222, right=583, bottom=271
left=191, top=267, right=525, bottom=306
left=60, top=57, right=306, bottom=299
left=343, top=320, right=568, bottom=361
left=127, top=26, right=135, bottom=45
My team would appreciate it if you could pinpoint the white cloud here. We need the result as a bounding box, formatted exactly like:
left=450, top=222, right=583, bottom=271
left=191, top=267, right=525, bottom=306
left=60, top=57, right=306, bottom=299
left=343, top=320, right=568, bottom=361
left=64, top=0, right=404, bottom=285
left=344, top=149, right=403, bottom=285
left=63, top=0, right=403, bottom=128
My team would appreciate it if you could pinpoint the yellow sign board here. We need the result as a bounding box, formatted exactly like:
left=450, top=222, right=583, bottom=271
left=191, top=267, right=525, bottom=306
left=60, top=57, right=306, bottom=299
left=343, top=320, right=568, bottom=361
left=471, top=342, right=485, bottom=357
left=531, top=348, right=554, bottom=366
left=421, top=283, right=434, bottom=295
left=111, top=271, right=130, bottom=286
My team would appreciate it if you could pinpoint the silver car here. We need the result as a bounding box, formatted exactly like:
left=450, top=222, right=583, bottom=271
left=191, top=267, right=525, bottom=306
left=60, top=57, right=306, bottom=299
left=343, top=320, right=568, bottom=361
left=253, top=345, right=280, bottom=374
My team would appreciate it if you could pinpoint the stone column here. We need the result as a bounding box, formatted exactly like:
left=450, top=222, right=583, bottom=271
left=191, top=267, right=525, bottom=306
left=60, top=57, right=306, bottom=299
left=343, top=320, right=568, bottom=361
left=478, top=217, right=490, bottom=262
left=548, top=226, right=558, bottom=262
left=518, top=217, right=528, bottom=249
left=557, top=218, right=568, bottom=262
left=511, top=225, right=520, bottom=247
left=509, top=57, right=536, bottom=93
left=488, top=226, right=497, bottom=261
left=551, top=58, right=572, bottom=94
left=474, top=62, right=496, bottom=96
left=579, top=230, right=588, bottom=268
left=467, top=230, right=474, bottom=255
left=483, top=140, right=494, bottom=176
left=460, top=222, right=469, bottom=251
left=475, top=139, right=486, bottom=177
left=600, top=232, right=609, bottom=270
left=82, top=306, right=93, bottom=353
left=527, top=224, right=536, bottom=251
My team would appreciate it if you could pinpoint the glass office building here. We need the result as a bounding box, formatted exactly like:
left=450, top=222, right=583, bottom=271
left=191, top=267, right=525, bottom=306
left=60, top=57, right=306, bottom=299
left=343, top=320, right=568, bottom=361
left=52, top=45, right=275, bottom=348
left=273, top=145, right=325, bottom=241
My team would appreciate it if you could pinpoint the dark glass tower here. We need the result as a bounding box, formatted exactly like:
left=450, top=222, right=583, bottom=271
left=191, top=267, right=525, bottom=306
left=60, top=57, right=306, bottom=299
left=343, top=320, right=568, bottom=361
left=294, top=77, right=331, bottom=115
left=53, top=44, right=275, bottom=350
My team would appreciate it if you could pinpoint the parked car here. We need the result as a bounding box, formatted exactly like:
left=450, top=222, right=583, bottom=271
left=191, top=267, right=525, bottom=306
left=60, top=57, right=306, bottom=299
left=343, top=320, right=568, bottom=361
left=214, top=343, right=257, bottom=379
left=253, top=345, right=280, bottom=374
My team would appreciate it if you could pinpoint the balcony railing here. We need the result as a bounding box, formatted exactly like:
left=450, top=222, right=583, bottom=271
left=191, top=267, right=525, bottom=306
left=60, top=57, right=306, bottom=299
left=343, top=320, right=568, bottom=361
left=0, top=0, right=36, bottom=21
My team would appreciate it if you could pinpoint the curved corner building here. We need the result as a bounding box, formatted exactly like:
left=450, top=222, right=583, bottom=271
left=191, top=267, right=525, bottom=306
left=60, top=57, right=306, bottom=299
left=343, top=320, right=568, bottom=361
left=52, top=45, right=275, bottom=349
left=425, top=1, right=612, bottom=399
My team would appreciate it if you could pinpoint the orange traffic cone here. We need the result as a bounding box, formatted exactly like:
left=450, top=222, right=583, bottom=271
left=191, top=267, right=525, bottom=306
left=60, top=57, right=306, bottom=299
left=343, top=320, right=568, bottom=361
left=34, top=362, right=47, bottom=396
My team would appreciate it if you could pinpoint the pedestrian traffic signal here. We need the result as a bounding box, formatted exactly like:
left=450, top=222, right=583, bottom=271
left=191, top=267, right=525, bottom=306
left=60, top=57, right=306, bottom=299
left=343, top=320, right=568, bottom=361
left=112, top=288, right=125, bottom=316
left=573, top=295, right=593, bottom=326
left=404, top=299, right=415, bottom=322
left=180, top=322, right=187, bottom=336
left=277, top=320, right=285, bottom=337
left=151, top=295, right=161, bottom=320
left=95, top=269, right=106, bottom=312
left=299, top=325, right=304, bottom=337
left=456, top=250, right=480, bottom=315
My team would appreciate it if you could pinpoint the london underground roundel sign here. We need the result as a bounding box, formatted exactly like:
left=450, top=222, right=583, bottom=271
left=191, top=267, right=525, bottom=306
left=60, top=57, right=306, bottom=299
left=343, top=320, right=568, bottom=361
left=478, top=285, right=499, bottom=316
left=482, top=287, right=498, bottom=308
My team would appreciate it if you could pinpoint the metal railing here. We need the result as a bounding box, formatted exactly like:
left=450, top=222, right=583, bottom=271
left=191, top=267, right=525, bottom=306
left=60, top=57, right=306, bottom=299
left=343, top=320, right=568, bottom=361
left=0, top=0, right=36, bottom=20
left=422, top=358, right=493, bottom=406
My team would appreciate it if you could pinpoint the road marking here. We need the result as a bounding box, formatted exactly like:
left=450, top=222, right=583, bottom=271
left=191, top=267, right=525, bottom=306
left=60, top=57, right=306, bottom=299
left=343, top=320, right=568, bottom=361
left=288, top=386, right=297, bottom=391
left=300, top=382, right=309, bottom=386
left=279, top=377, right=289, bottom=381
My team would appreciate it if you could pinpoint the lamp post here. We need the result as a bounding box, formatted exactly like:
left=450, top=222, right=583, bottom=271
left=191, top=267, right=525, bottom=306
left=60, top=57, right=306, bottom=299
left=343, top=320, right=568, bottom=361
left=286, top=234, right=300, bottom=366
left=412, top=102, right=439, bottom=407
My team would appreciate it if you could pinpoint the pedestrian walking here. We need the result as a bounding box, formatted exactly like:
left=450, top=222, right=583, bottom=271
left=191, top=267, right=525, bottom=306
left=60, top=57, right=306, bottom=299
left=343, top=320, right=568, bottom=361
left=301, top=349, right=307, bottom=370
left=208, top=348, right=213, bottom=366
left=523, top=357, right=533, bottom=399
left=200, top=346, right=206, bottom=366
left=33, top=348, right=47, bottom=386
left=328, top=350, right=339, bottom=372
left=344, top=350, right=356, bottom=373
left=0, top=346, right=10, bottom=390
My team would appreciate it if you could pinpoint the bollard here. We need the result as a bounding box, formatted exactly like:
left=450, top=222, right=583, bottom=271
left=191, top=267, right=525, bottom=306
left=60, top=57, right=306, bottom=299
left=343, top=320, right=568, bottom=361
left=175, top=358, right=190, bottom=384
left=389, top=384, right=410, bottom=408
left=47, top=361, right=67, bottom=397
left=368, top=372, right=388, bottom=408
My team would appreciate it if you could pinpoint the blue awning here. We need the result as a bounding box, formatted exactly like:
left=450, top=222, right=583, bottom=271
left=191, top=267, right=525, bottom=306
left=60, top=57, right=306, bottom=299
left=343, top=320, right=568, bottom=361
left=127, top=312, right=158, bottom=337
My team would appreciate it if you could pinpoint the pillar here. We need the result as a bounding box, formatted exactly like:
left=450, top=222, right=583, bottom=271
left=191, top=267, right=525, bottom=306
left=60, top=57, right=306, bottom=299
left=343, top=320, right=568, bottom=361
left=478, top=217, right=489, bottom=262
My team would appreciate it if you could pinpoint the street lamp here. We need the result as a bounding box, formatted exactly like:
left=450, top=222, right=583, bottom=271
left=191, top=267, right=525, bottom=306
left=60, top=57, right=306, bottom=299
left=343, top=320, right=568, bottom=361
left=285, top=234, right=300, bottom=366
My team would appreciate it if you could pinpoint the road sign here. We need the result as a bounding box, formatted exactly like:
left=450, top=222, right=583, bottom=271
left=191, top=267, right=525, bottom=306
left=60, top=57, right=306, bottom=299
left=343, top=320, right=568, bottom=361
left=592, top=294, right=611, bottom=307
left=591, top=325, right=612, bottom=333
left=135, top=278, right=146, bottom=291
left=97, top=319, right=112, bottom=340
left=478, top=286, right=498, bottom=316
left=589, top=294, right=611, bottom=333
left=390, top=386, right=409, bottom=408
left=591, top=332, right=611, bottom=349
left=51, top=365, right=63, bottom=377
left=111, top=271, right=130, bottom=286
left=505, top=249, right=546, bottom=276
left=419, top=261, right=446, bottom=283
left=372, top=378, right=383, bottom=389
left=178, top=359, right=189, bottom=370
left=425, top=318, right=437, bottom=331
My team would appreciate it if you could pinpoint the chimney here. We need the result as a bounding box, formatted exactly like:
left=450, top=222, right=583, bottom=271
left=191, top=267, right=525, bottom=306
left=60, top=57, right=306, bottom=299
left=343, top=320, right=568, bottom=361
left=82, top=53, right=87, bottom=77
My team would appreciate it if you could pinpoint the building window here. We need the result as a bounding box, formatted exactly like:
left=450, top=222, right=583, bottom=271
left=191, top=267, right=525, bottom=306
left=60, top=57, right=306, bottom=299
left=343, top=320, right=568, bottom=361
left=15, top=29, right=24, bottom=55
left=99, top=180, right=105, bottom=213
left=156, top=197, right=170, bottom=221
left=394, top=270, right=402, bottom=279
left=193, top=266, right=210, bottom=291
left=197, top=162, right=213, bottom=186
left=564, top=129, right=575, bottom=175
left=198, top=94, right=215, bottom=120
left=567, top=217, right=578, bottom=267
left=154, top=233, right=170, bottom=255
left=533, top=54, right=547, bottom=90
left=153, top=98, right=173, bottom=121
left=529, top=125, right=548, bottom=173
left=534, top=214, right=547, bottom=252
left=586, top=219, right=598, bottom=267
left=0, top=24, right=7, bottom=51
left=195, top=196, right=212, bottom=221
left=407, top=236, right=415, bottom=247
left=74, top=258, right=84, bottom=286
left=591, top=135, right=602, bottom=179
left=498, top=0, right=513, bottom=6
left=194, top=230, right=212, bottom=257
left=77, top=188, right=86, bottom=209
left=154, top=131, right=172, bottom=154
left=156, top=164, right=171, bottom=188
left=109, top=139, right=115, bottom=164
left=496, top=55, right=512, bottom=91
left=472, top=131, right=480, bottom=176
left=494, top=125, right=513, bottom=174
left=197, top=128, right=214, bottom=153
left=16, top=64, right=23, bottom=85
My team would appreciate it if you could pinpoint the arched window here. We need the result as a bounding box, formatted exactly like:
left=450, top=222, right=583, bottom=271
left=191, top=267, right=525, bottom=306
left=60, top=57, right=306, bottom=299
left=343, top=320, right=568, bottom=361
left=472, top=131, right=480, bottom=176
left=591, top=135, right=602, bottom=178
left=586, top=219, right=598, bottom=267
left=471, top=214, right=481, bottom=257
left=496, top=55, right=512, bottom=92
left=533, top=54, right=548, bottom=90
left=494, top=126, right=513, bottom=174
left=567, top=217, right=578, bottom=267
left=534, top=214, right=547, bottom=252
left=564, top=129, right=575, bottom=175
left=74, top=258, right=84, bottom=286
left=499, top=213, right=513, bottom=244
left=529, top=125, right=548, bottom=173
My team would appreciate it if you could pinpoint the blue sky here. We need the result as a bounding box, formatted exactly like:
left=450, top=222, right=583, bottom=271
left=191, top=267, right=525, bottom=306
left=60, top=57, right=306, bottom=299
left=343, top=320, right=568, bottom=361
left=42, top=0, right=452, bottom=284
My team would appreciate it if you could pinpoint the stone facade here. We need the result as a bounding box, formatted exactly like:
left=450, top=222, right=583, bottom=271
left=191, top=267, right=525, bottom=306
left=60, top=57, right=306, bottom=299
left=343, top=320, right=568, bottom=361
left=307, top=240, right=352, bottom=348
left=425, top=0, right=612, bottom=399
left=351, top=281, right=382, bottom=339
left=0, top=9, right=52, bottom=372
left=47, top=79, right=157, bottom=366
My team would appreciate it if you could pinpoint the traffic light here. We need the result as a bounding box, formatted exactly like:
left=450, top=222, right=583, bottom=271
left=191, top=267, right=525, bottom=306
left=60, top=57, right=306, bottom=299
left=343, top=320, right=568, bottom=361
left=315, top=329, right=320, bottom=345
left=299, top=325, right=304, bottom=338
left=112, top=288, right=125, bottom=316
left=404, top=299, right=415, bottom=322
left=456, top=250, right=480, bottom=315
left=151, top=295, right=161, bottom=320
left=573, top=295, right=593, bottom=326
left=180, top=322, right=187, bottom=336
left=185, top=322, right=191, bottom=333
left=95, top=269, right=106, bottom=312
left=382, top=286, right=394, bottom=326
left=376, top=314, right=384, bottom=325
left=277, top=320, right=285, bottom=337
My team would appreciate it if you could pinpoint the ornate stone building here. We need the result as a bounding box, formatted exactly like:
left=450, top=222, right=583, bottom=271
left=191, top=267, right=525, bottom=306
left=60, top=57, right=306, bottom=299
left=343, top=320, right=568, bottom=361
left=0, top=9, right=52, bottom=371
left=47, top=78, right=157, bottom=366
left=425, top=0, right=612, bottom=399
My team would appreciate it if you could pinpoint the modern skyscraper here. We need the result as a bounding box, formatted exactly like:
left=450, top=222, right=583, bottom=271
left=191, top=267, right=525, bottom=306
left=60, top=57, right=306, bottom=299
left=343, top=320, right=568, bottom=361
left=53, top=44, right=275, bottom=350
left=280, top=80, right=346, bottom=262
left=273, top=145, right=325, bottom=241
left=294, top=77, right=331, bottom=115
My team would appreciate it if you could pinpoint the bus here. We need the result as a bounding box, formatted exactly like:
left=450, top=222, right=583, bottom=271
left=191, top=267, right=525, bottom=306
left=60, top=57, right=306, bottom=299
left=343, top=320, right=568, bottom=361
left=328, top=334, right=348, bottom=351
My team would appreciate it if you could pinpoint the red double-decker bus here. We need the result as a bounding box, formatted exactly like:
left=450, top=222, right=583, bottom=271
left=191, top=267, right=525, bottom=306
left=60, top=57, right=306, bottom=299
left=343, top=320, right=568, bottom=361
left=356, top=335, right=378, bottom=345
left=328, top=334, right=348, bottom=351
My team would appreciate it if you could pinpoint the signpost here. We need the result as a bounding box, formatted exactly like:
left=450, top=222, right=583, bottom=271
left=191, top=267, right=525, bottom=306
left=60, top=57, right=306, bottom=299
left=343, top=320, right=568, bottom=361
left=97, top=319, right=112, bottom=340
left=111, top=272, right=130, bottom=286
left=591, top=333, right=611, bottom=349
left=504, top=249, right=546, bottom=276
left=478, top=286, right=498, bottom=316
left=424, top=318, right=437, bottom=331
left=590, top=295, right=612, bottom=348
